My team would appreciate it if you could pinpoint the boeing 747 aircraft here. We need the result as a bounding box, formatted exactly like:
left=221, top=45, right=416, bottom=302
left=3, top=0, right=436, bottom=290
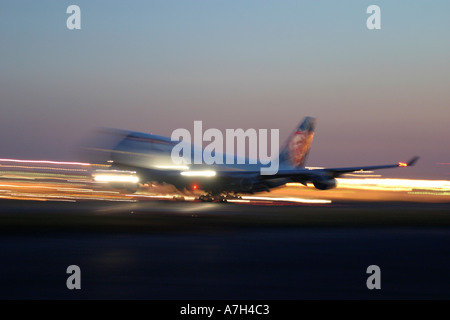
left=91, top=117, right=418, bottom=202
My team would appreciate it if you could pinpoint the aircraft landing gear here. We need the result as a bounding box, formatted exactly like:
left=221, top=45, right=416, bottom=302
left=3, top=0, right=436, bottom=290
left=198, top=194, right=214, bottom=202
left=198, top=192, right=242, bottom=203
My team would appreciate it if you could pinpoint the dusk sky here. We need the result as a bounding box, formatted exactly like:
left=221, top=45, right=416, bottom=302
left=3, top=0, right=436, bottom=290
left=1, top=1, right=449, bottom=179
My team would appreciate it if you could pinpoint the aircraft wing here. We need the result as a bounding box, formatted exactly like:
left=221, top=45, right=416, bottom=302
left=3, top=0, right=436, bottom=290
left=216, top=156, right=419, bottom=180
left=293, top=156, right=419, bottom=179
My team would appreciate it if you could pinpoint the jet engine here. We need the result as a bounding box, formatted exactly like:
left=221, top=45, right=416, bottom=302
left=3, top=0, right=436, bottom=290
left=312, top=177, right=337, bottom=190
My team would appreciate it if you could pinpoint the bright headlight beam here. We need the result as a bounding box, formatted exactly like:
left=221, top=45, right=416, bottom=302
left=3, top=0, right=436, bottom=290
left=180, top=170, right=216, bottom=177
left=155, top=165, right=190, bottom=170
left=94, top=174, right=139, bottom=183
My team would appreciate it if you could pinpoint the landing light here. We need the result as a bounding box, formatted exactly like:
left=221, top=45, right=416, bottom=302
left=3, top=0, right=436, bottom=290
left=155, top=165, right=190, bottom=170
left=94, top=174, right=139, bottom=183
left=398, top=162, right=408, bottom=167
left=180, top=170, right=216, bottom=177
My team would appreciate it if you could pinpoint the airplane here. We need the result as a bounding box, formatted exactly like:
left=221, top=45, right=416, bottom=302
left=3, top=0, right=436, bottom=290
left=91, top=117, right=418, bottom=202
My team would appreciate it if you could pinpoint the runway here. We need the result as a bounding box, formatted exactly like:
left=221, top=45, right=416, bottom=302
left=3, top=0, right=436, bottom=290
left=1, top=199, right=449, bottom=299
left=1, top=199, right=450, bottom=231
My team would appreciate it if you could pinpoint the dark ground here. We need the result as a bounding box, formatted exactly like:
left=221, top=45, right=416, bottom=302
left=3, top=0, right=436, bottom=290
left=1, top=200, right=449, bottom=299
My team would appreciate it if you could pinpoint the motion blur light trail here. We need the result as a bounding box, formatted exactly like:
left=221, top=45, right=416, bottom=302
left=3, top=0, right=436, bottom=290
left=287, top=178, right=450, bottom=194
left=0, top=158, right=449, bottom=204
left=283, top=178, right=450, bottom=202
left=0, top=158, right=90, bottom=166
left=241, top=196, right=331, bottom=204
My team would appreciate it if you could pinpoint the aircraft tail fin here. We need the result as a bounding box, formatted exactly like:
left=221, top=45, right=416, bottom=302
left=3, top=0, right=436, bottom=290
left=279, top=116, right=316, bottom=168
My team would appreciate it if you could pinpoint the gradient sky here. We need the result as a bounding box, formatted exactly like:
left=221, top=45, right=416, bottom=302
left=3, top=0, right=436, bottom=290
left=1, top=1, right=449, bottom=179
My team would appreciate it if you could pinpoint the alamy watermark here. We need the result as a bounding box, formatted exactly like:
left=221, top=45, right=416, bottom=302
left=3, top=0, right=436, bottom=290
left=366, top=265, right=381, bottom=289
left=170, top=121, right=280, bottom=175
left=366, top=5, right=381, bottom=30
left=66, top=265, right=81, bottom=290
left=65, top=5, right=381, bottom=31
left=66, top=5, right=81, bottom=30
